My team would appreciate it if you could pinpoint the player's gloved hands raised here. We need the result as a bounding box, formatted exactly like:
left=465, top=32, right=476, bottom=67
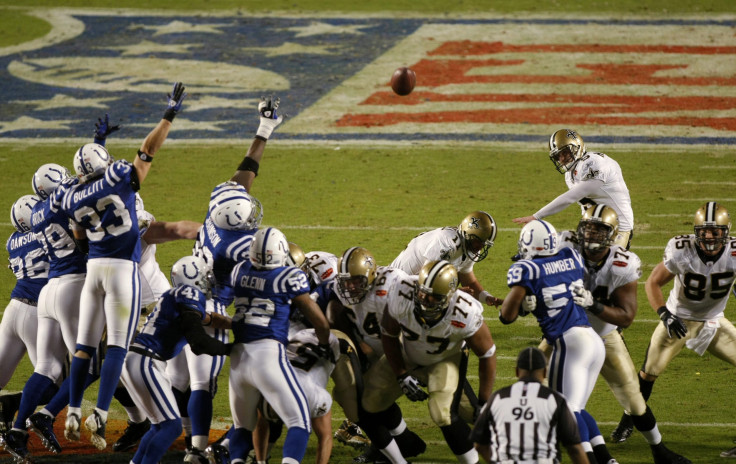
left=657, top=306, right=687, bottom=339
left=163, top=82, right=187, bottom=122
left=93, top=113, right=120, bottom=146
left=519, top=295, right=536, bottom=316
left=570, top=281, right=594, bottom=308
left=256, top=95, right=284, bottom=140
left=397, top=372, right=428, bottom=402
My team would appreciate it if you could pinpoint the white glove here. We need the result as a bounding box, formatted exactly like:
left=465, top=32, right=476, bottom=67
left=570, top=281, right=594, bottom=309
left=256, top=96, right=284, bottom=140
left=519, top=295, right=536, bottom=316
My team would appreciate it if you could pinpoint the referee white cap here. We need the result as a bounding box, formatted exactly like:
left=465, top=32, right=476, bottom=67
left=517, top=347, right=546, bottom=371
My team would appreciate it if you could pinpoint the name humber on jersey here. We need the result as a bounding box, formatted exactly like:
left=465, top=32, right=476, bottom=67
left=542, top=258, right=577, bottom=275
left=240, top=275, right=266, bottom=291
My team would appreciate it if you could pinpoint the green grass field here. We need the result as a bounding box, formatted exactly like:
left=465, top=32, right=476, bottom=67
left=1, top=1, right=736, bottom=463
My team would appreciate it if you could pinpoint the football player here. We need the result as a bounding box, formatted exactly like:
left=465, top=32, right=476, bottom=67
left=513, top=129, right=634, bottom=249
left=120, top=255, right=232, bottom=464
left=0, top=195, right=48, bottom=461
left=561, top=205, right=691, bottom=464
left=500, top=220, right=612, bottom=464
left=59, top=82, right=186, bottom=450
left=391, top=211, right=502, bottom=306
left=227, top=227, right=332, bottom=464
left=165, top=96, right=283, bottom=463
left=327, top=247, right=426, bottom=463
left=612, top=202, right=736, bottom=458
left=361, top=260, right=497, bottom=464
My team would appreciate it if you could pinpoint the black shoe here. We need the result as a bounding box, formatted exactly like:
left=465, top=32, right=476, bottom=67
left=112, top=418, right=151, bottom=452
left=610, top=413, right=634, bottom=443
left=206, top=443, right=231, bottom=464
left=0, top=393, right=22, bottom=433
left=84, top=410, right=107, bottom=450
left=652, top=443, right=693, bottom=464
left=184, top=448, right=210, bottom=464
left=27, top=412, right=61, bottom=454
left=394, top=429, right=426, bottom=458
left=0, top=429, right=30, bottom=462
left=353, top=445, right=389, bottom=464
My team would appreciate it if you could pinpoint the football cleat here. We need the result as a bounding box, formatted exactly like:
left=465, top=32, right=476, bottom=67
left=184, top=448, right=210, bottom=464
left=0, top=429, right=30, bottom=462
left=0, top=393, right=22, bottom=433
left=394, top=428, right=426, bottom=458
left=651, top=443, right=692, bottom=464
left=352, top=444, right=389, bottom=464
left=112, top=418, right=151, bottom=452
left=334, top=419, right=370, bottom=450
left=610, top=413, right=634, bottom=443
left=84, top=410, right=107, bottom=450
left=206, top=443, right=231, bottom=464
left=64, top=412, right=81, bottom=442
left=27, top=412, right=61, bottom=454
left=722, top=446, right=736, bottom=458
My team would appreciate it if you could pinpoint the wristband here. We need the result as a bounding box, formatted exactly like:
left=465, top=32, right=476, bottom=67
left=479, top=344, right=496, bottom=359
left=137, top=150, right=153, bottom=163
left=163, top=108, right=177, bottom=122
left=589, top=301, right=605, bottom=315
left=656, top=306, right=668, bottom=317
left=254, top=135, right=268, bottom=142
left=479, top=290, right=492, bottom=303
left=237, top=157, right=259, bottom=176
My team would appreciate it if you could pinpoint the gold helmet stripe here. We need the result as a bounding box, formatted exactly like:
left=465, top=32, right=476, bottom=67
left=424, top=260, right=451, bottom=288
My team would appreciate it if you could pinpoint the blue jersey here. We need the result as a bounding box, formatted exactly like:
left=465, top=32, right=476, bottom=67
left=193, top=184, right=256, bottom=306
left=60, top=160, right=141, bottom=261
left=231, top=261, right=311, bottom=345
left=134, top=285, right=207, bottom=360
left=6, top=231, right=48, bottom=301
left=32, top=184, right=87, bottom=278
left=507, top=247, right=590, bottom=343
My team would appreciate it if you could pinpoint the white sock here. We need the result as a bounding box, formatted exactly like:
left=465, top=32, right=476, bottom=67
left=389, top=418, right=407, bottom=436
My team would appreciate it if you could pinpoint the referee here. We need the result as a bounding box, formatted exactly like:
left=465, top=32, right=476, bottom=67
left=470, top=347, right=588, bottom=464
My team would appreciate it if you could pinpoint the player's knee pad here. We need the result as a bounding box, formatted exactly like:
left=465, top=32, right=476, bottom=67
left=428, top=391, right=454, bottom=427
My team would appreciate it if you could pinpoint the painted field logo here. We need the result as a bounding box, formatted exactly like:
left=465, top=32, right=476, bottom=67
left=289, top=20, right=736, bottom=145
left=1, top=11, right=734, bottom=146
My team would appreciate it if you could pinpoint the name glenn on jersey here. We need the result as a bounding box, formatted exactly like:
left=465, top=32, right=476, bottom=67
left=240, top=275, right=266, bottom=291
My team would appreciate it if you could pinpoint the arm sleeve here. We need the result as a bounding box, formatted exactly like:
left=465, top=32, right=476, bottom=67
left=533, top=179, right=604, bottom=219
left=179, top=308, right=231, bottom=356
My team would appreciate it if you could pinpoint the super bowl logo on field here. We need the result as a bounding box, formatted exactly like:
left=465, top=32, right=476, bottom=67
left=1, top=10, right=735, bottom=146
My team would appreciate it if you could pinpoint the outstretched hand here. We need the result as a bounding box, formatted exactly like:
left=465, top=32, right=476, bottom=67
left=93, top=114, right=120, bottom=146
left=513, top=216, right=536, bottom=225
left=163, top=82, right=187, bottom=121
left=256, top=95, right=285, bottom=140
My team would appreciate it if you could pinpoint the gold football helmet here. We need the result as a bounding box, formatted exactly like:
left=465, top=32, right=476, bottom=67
left=414, top=260, right=459, bottom=326
left=577, top=204, right=619, bottom=251
left=459, top=211, right=497, bottom=262
left=694, top=202, right=731, bottom=252
left=336, top=247, right=377, bottom=304
left=549, top=129, right=586, bottom=174
left=287, top=242, right=311, bottom=276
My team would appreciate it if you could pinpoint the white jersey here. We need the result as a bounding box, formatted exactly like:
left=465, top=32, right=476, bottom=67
left=565, top=152, right=634, bottom=232
left=662, top=234, right=736, bottom=321
left=137, top=209, right=171, bottom=307
left=335, top=266, right=411, bottom=356
left=386, top=280, right=485, bottom=366
left=304, top=251, right=338, bottom=285
left=391, top=227, right=474, bottom=275
left=284, top=329, right=339, bottom=419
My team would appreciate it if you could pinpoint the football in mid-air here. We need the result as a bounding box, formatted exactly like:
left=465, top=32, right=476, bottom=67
left=391, top=67, right=416, bottom=96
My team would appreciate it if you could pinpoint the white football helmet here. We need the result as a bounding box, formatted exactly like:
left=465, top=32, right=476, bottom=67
left=170, top=255, right=215, bottom=297
left=32, top=163, right=71, bottom=199
left=250, top=227, right=289, bottom=269
left=517, top=220, right=558, bottom=260
left=210, top=190, right=263, bottom=231
left=73, top=143, right=114, bottom=183
left=10, top=195, right=40, bottom=233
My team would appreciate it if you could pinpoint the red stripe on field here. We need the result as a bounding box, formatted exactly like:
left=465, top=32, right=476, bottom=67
left=429, top=41, right=736, bottom=56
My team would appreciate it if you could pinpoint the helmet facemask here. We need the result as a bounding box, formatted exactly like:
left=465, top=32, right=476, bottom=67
left=695, top=226, right=728, bottom=253
left=459, top=211, right=497, bottom=262
left=413, top=261, right=458, bottom=327
left=336, top=247, right=377, bottom=305
left=337, top=274, right=371, bottom=305
left=694, top=202, right=731, bottom=254
left=413, top=284, right=450, bottom=327
left=578, top=221, right=615, bottom=251
left=548, top=129, right=585, bottom=174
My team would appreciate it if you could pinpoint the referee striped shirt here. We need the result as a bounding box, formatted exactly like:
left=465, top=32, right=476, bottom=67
left=470, top=378, right=580, bottom=463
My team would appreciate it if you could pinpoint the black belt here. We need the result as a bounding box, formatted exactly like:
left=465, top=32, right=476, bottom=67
left=13, top=297, right=37, bottom=307
left=129, top=345, right=165, bottom=362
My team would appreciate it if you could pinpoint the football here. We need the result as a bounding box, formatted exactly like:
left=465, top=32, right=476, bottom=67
left=391, top=66, right=416, bottom=96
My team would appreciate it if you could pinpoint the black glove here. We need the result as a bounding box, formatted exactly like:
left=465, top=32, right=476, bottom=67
left=93, top=113, right=120, bottom=146
left=163, top=82, right=187, bottom=122
left=309, top=343, right=335, bottom=363
left=657, top=306, right=687, bottom=339
left=397, top=372, right=428, bottom=402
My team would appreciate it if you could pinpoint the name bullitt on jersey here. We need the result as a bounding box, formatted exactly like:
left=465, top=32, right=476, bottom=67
left=542, top=258, right=578, bottom=275
left=72, top=178, right=104, bottom=203
left=240, top=275, right=266, bottom=291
